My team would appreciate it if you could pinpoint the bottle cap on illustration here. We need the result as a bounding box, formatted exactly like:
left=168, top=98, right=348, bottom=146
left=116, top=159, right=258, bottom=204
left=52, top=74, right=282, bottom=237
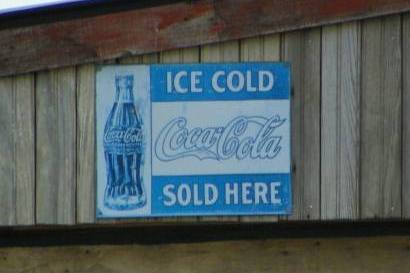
left=115, top=74, right=134, bottom=103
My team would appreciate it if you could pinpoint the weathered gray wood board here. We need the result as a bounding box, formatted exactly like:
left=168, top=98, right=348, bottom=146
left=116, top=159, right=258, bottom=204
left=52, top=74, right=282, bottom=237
left=404, top=13, right=410, bottom=218
left=201, top=41, right=239, bottom=64
left=36, top=67, right=77, bottom=224
left=321, top=22, right=361, bottom=220
left=1, top=236, right=410, bottom=273
left=361, top=15, right=402, bottom=219
left=1, top=13, right=410, bottom=226
left=13, top=75, right=36, bottom=225
left=120, top=53, right=159, bottom=65
left=0, top=75, right=35, bottom=226
left=282, top=28, right=321, bottom=220
left=76, top=64, right=96, bottom=224
left=0, top=77, right=16, bottom=226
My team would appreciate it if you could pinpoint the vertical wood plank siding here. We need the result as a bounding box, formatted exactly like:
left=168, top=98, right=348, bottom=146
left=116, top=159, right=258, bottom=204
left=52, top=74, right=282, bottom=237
left=76, top=64, right=96, bottom=224
left=0, top=75, right=35, bottom=225
left=321, top=22, right=361, bottom=220
left=282, top=28, right=321, bottom=220
left=0, top=13, right=408, bottom=226
left=404, top=13, right=410, bottom=218
left=361, top=15, right=402, bottom=219
left=0, top=77, right=16, bottom=225
left=36, top=68, right=77, bottom=224
left=14, top=75, right=36, bottom=225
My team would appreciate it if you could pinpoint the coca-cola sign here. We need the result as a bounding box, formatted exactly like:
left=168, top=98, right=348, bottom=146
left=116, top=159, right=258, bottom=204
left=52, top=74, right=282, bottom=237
left=104, top=128, right=143, bottom=144
left=155, top=116, right=285, bottom=161
left=96, top=63, right=291, bottom=218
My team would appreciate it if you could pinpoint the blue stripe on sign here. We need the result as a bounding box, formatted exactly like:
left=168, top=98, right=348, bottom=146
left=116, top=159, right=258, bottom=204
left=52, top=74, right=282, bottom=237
left=150, top=63, right=290, bottom=102
left=151, top=173, right=291, bottom=216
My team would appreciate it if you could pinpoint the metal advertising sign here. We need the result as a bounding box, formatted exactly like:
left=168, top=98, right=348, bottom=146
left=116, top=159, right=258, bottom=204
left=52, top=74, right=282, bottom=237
left=96, top=63, right=291, bottom=218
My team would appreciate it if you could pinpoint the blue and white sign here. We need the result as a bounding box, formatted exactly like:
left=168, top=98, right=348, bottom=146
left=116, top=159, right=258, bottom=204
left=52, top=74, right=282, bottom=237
left=96, top=63, right=291, bottom=218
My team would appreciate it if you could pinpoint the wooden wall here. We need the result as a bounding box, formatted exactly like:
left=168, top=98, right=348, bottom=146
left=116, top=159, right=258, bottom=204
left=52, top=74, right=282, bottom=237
left=0, top=13, right=409, bottom=226
left=1, top=236, right=410, bottom=273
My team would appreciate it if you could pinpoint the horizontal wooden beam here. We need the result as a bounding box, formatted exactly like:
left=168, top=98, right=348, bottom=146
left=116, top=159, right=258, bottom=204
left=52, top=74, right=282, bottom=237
left=1, top=222, right=410, bottom=247
left=1, top=0, right=410, bottom=76
left=1, top=235, right=410, bottom=273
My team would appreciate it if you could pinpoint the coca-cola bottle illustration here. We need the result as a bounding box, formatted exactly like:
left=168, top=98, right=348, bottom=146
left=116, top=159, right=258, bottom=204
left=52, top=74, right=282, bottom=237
left=103, top=74, right=146, bottom=210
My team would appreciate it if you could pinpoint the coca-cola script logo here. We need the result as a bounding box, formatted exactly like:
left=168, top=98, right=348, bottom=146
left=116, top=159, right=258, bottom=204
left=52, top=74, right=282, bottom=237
left=155, top=115, right=286, bottom=161
left=104, top=128, right=143, bottom=144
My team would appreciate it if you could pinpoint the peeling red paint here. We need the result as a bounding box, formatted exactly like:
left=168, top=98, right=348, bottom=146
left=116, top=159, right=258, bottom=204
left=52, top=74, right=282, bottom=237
left=0, top=0, right=409, bottom=76
left=210, top=19, right=225, bottom=34
left=318, top=0, right=371, bottom=17
left=150, top=1, right=213, bottom=31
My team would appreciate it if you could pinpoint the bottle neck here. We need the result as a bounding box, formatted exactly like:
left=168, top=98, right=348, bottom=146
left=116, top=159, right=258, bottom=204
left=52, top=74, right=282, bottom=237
left=115, top=75, right=134, bottom=103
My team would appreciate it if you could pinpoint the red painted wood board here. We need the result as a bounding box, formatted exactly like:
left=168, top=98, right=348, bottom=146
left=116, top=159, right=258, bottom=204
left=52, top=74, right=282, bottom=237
left=0, top=0, right=409, bottom=76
